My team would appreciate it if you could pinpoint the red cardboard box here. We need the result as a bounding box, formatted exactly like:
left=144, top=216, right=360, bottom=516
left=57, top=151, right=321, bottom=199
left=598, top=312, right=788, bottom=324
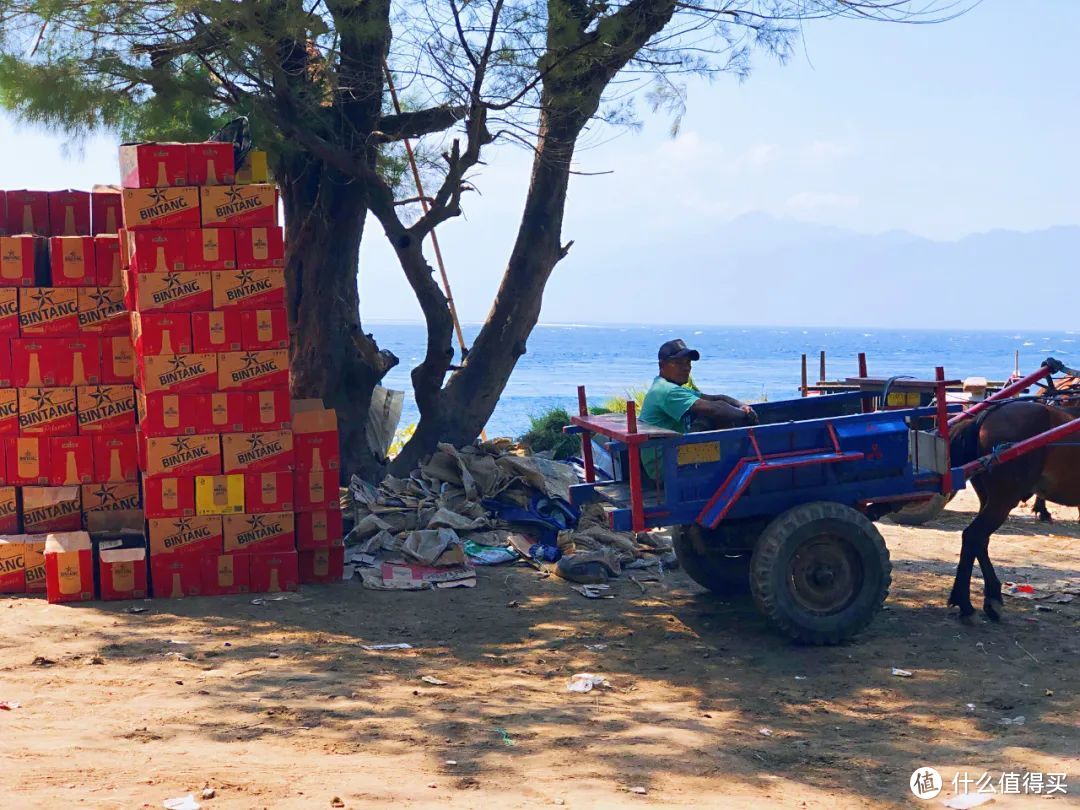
left=23, top=535, right=46, bottom=592
left=249, top=549, right=299, bottom=593
left=120, top=187, right=200, bottom=230
left=234, top=226, right=285, bottom=269
left=143, top=475, right=195, bottom=518
left=132, top=312, right=192, bottom=356
left=217, top=349, right=289, bottom=392
left=211, top=268, right=285, bottom=311
left=224, top=511, right=294, bottom=555
left=44, top=531, right=94, bottom=603
left=76, top=385, right=135, bottom=434
left=0, top=389, right=17, bottom=436
left=0, top=537, right=26, bottom=593
left=186, top=228, right=236, bottom=271
left=101, top=335, right=135, bottom=384
left=125, top=270, right=213, bottom=313
left=200, top=552, right=250, bottom=595
left=99, top=547, right=148, bottom=600
left=0, top=190, right=4, bottom=235
left=12, top=337, right=102, bottom=387
left=1, top=235, right=46, bottom=286
left=91, top=187, right=122, bottom=236
left=200, top=184, right=277, bottom=228
left=240, top=309, right=289, bottom=350
left=187, top=142, right=235, bottom=186
left=294, top=468, right=337, bottom=512
left=136, top=390, right=245, bottom=437
left=148, top=515, right=222, bottom=558
left=24, top=486, right=81, bottom=533
left=0, top=289, right=17, bottom=336
left=4, top=190, right=50, bottom=236
left=77, top=287, right=128, bottom=336
left=119, top=143, right=189, bottom=188
left=125, top=229, right=187, bottom=273
left=150, top=554, right=202, bottom=597
left=298, top=546, right=345, bottom=584
left=92, top=434, right=138, bottom=482
left=93, top=235, right=122, bottom=286
left=81, top=481, right=141, bottom=514
left=191, top=309, right=243, bottom=353
left=292, top=401, right=340, bottom=472
left=0, top=351, right=10, bottom=389
left=0, top=488, right=16, bottom=533
left=49, top=236, right=96, bottom=285
left=295, top=509, right=344, bottom=551
left=244, top=471, right=294, bottom=514
left=6, top=437, right=50, bottom=485
left=18, top=287, right=80, bottom=336
left=141, top=432, right=222, bottom=478
left=18, top=387, right=78, bottom=436
left=138, top=352, right=218, bottom=394
left=221, top=430, right=294, bottom=473
left=48, top=190, right=91, bottom=237
left=244, top=390, right=292, bottom=432
left=49, top=436, right=94, bottom=486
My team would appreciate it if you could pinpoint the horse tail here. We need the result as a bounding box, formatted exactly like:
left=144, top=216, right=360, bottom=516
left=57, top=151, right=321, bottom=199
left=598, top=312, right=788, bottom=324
left=948, top=417, right=981, bottom=467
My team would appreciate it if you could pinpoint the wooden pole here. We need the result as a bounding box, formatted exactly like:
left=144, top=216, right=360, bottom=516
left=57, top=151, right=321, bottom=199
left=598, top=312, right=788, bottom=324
left=819, top=351, right=826, bottom=384
left=800, top=354, right=808, bottom=397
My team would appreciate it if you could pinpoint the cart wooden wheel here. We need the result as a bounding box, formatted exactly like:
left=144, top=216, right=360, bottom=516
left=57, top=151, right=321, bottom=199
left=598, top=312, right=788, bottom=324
left=751, top=502, right=891, bottom=645
left=886, top=493, right=952, bottom=526
left=672, top=524, right=751, bottom=595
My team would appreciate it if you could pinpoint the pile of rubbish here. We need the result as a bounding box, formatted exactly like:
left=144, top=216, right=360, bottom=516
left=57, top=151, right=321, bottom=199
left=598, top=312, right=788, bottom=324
left=344, top=442, right=674, bottom=591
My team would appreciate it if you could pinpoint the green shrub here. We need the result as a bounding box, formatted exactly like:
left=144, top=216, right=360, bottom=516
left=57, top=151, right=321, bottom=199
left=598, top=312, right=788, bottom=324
left=518, top=407, right=579, bottom=459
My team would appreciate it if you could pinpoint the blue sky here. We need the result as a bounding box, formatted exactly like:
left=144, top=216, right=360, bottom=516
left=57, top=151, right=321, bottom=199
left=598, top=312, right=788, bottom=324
left=1, top=1, right=1076, bottom=325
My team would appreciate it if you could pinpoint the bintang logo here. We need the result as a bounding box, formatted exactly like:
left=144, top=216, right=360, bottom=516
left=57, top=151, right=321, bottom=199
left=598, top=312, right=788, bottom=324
left=215, top=187, right=265, bottom=219
left=235, top=514, right=285, bottom=548
left=151, top=272, right=203, bottom=305
left=78, top=289, right=123, bottom=328
left=20, top=289, right=78, bottom=328
left=0, top=554, right=22, bottom=575
left=163, top=517, right=213, bottom=550
left=138, top=188, right=191, bottom=222
left=229, top=352, right=281, bottom=385
left=79, top=387, right=133, bottom=427
left=161, top=436, right=213, bottom=471
left=0, top=296, right=17, bottom=317
left=225, top=269, right=274, bottom=302
left=237, top=434, right=285, bottom=466
left=0, top=396, right=17, bottom=420
left=21, top=390, right=76, bottom=429
left=89, top=484, right=139, bottom=511
left=0, top=498, right=15, bottom=519
left=26, top=499, right=79, bottom=524
left=156, top=355, right=209, bottom=387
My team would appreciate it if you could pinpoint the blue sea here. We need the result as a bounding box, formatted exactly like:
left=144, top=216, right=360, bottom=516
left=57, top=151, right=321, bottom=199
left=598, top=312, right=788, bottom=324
left=375, top=323, right=1078, bottom=438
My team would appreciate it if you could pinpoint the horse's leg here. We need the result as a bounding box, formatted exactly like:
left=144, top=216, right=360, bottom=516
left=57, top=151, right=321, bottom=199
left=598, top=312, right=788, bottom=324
left=948, top=520, right=981, bottom=623
left=1032, top=496, right=1052, bottom=522
left=972, top=497, right=1019, bottom=621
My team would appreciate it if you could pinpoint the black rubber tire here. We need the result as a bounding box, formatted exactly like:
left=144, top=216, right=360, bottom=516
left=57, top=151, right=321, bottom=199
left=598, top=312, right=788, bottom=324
left=750, top=502, right=891, bottom=645
left=887, top=493, right=950, bottom=526
left=672, top=525, right=751, bottom=595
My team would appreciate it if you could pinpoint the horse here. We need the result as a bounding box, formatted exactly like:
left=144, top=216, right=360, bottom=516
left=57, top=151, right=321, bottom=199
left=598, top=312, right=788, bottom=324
left=946, top=399, right=1080, bottom=622
left=1030, top=375, right=1080, bottom=522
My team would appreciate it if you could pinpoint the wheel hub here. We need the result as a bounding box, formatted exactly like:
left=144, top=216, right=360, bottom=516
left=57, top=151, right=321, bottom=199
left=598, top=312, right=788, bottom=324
left=788, top=535, right=863, bottom=614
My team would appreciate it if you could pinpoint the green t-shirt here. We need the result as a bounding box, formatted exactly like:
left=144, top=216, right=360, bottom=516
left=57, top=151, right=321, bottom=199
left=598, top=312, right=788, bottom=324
left=639, top=376, right=701, bottom=479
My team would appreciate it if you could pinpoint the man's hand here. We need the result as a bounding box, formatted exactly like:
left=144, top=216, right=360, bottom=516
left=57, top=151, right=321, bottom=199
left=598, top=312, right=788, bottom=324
left=741, top=405, right=759, bottom=425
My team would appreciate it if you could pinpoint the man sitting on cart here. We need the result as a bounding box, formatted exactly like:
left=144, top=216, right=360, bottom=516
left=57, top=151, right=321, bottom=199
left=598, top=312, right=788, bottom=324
left=639, top=339, right=757, bottom=479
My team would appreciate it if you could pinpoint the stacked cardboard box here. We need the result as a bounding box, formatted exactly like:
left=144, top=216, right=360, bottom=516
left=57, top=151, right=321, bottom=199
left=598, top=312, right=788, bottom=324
left=293, top=401, right=345, bottom=583
left=0, top=186, right=137, bottom=599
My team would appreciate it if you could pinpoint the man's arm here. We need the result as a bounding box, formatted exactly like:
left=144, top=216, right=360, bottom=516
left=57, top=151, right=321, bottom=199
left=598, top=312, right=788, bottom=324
left=700, top=392, right=746, bottom=408
left=689, top=398, right=749, bottom=424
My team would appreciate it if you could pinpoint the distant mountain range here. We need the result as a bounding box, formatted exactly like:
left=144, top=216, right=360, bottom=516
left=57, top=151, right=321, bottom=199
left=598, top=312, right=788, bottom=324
left=542, top=213, right=1079, bottom=330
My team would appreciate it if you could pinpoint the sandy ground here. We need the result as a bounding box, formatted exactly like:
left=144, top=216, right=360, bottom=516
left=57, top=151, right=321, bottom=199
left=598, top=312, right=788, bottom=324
left=1, top=489, right=1077, bottom=809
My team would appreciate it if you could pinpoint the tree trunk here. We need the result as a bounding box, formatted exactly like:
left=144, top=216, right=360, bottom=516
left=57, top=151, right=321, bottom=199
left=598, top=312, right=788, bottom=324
left=278, top=153, right=398, bottom=482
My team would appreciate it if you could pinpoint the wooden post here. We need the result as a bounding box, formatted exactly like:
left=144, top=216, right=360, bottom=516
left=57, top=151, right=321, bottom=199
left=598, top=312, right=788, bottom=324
left=577, top=385, right=595, bottom=483
left=858, top=352, right=871, bottom=413
left=819, top=350, right=826, bottom=384
left=625, top=401, right=645, bottom=533
left=935, top=366, right=951, bottom=494
left=800, top=354, right=808, bottom=397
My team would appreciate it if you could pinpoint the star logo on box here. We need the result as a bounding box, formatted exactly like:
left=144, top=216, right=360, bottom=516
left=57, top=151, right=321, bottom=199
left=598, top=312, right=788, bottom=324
left=92, top=484, right=120, bottom=508
left=164, top=274, right=186, bottom=291
left=167, top=355, right=189, bottom=373
left=149, top=189, right=168, bottom=206
left=226, top=187, right=244, bottom=206
left=175, top=517, right=193, bottom=534
left=30, top=289, right=56, bottom=308
left=241, top=352, right=261, bottom=369
left=29, top=390, right=56, bottom=409
left=88, top=387, right=113, bottom=407
left=236, top=270, right=255, bottom=286
left=246, top=434, right=266, bottom=452
left=170, top=437, right=193, bottom=454
left=247, top=515, right=267, bottom=531
left=88, top=289, right=114, bottom=308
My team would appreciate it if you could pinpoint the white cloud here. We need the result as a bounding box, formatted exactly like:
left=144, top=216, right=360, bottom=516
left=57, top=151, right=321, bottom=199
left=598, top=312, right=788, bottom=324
left=785, top=191, right=861, bottom=215
left=800, top=140, right=854, bottom=164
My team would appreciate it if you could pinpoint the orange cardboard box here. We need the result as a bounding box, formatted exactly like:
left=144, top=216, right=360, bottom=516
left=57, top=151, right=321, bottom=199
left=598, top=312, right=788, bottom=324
left=217, top=349, right=289, bottom=392
left=224, top=512, right=294, bottom=554
left=221, top=430, right=293, bottom=473
left=121, top=187, right=200, bottom=230
left=0, top=235, right=46, bottom=286
left=132, top=312, right=192, bottom=356
left=141, top=432, right=222, bottom=478
left=120, top=143, right=189, bottom=188
left=24, top=487, right=81, bottom=533
left=0, top=488, right=17, bottom=533
left=150, top=554, right=202, bottom=597
left=244, top=471, right=294, bottom=514
left=23, top=534, right=46, bottom=592
left=138, top=353, right=218, bottom=394
left=0, top=388, right=17, bottom=436
left=91, top=187, right=122, bottom=236
left=186, top=228, right=236, bottom=271
left=292, top=400, right=340, bottom=472
left=148, top=515, right=222, bottom=557
left=48, top=436, right=94, bottom=486
left=240, top=308, right=289, bottom=351
left=0, top=288, right=17, bottom=336
left=298, top=546, right=345, bottom=585
left=200, top=184, right=277, bottom=228
left=4, top=190, right=50, bottom=236
left=124, top=228, right=187, bottom=273
left=125, top=270, right=213, bottom=313
left=44, top=531, right=94, bottom=603
left=249, top=549, right=298, bottom=594
left=101, top=335, right=136, bottom=384
left=49, top=235, right=96, bottom=285
left=244, top=390, right=292, bottom=432
left=18, top=387, right=78, bottom=436
left=6, top=437, right=50, bottom=486
left=77, top=287, right=128, bottom=335
left=81, top=481, right=141, bottom=515
left=186, top=142, right=235, bottom=186
left=12, top=337, right=102, bottom=387
left=99, top=547, right=148, bottom=600
left=48, top=190, right=91, bottom=237
left=92, top=434, right=138, bottom=482
left=93, top=235, right=122, bottom=286
left=191, top=309, right=243, bottom=353
left=0, top=536, right=26, bottom=593
left=295, top=508, right=344, bottom=551
left=200, top=552, right=250, bottom=596
left=143, top=476, right=195, bottom=519
left=211, top=268, right=285, bottom=311
left=76, top=385, right=135, bottom=434
left=18, top=287, right=80, bottom=335
left=294, top=468, right=337, bottom=512
left=234, top=226, right=284, bottom=269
